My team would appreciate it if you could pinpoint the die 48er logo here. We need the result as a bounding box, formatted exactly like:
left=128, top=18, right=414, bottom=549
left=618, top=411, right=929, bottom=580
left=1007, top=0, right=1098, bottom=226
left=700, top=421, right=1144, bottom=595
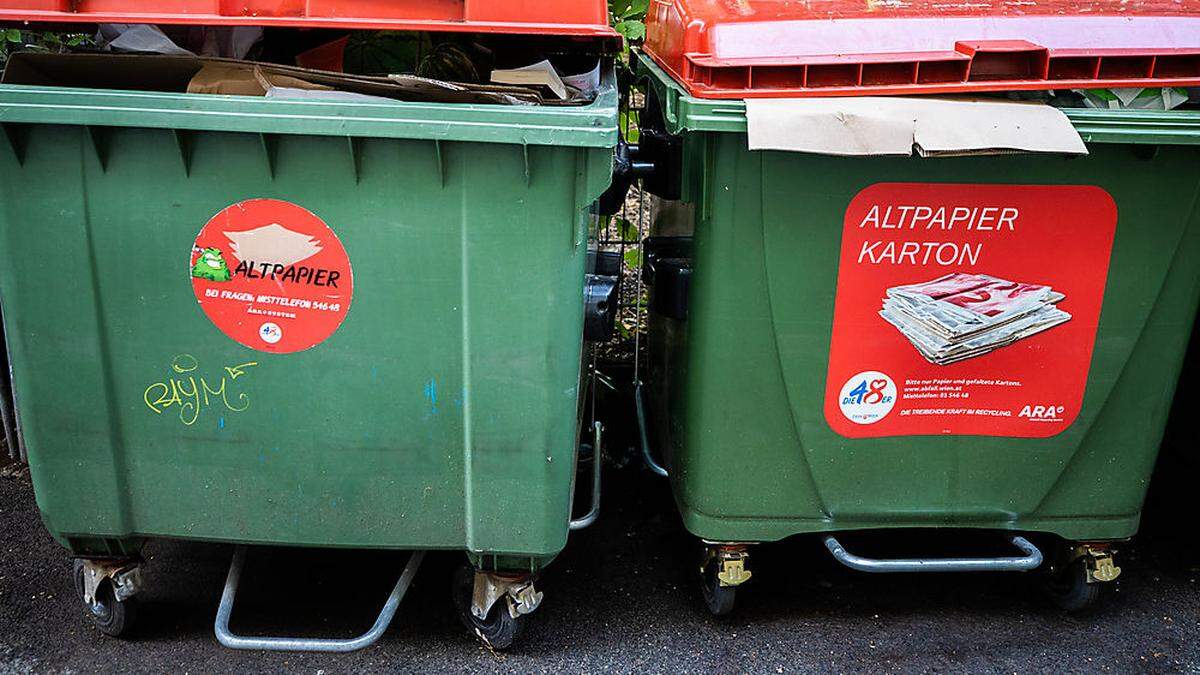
left=838, top=371, right=897, bottom=425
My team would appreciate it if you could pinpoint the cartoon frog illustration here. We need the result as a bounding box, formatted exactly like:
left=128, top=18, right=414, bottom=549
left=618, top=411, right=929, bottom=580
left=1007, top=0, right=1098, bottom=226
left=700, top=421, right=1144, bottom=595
left=191, top=247, right=232, bottom=282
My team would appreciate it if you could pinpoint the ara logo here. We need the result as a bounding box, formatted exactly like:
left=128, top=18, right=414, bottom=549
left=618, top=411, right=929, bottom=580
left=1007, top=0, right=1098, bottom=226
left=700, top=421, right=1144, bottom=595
left=1019, top=404, right=1066, bottom=421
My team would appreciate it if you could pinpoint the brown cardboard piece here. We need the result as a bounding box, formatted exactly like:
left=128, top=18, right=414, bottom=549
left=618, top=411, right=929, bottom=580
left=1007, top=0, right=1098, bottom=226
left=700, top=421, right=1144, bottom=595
left=744, top=96, right=1087, bottom=157
left=187, top=63, right=331, bottom=96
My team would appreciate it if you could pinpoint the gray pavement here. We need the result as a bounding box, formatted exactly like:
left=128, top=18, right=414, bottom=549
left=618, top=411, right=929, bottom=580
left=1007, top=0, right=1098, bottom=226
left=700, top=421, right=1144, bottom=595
left=0, top=461, right=1197, bottom=674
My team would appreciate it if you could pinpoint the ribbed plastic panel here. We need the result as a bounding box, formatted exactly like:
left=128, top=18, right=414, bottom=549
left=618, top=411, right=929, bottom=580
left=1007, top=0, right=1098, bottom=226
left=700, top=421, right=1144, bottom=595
left=644, top=1, right=1200, bottom=98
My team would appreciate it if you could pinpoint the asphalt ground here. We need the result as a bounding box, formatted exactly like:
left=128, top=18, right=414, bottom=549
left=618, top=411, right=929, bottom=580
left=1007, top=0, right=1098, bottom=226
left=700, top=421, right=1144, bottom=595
left=0, top=447, right=1197, bottom=675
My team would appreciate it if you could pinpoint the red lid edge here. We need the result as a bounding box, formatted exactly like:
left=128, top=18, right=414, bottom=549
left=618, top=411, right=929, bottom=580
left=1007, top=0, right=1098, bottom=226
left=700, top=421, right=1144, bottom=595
left=0, top=11, right=620, bottom=38
left=644, top=0, right=1200, bottom=98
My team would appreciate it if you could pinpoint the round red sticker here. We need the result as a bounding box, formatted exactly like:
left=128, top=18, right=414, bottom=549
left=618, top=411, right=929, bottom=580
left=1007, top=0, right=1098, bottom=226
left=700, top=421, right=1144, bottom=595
left=190, top=199, right=353, bottom=354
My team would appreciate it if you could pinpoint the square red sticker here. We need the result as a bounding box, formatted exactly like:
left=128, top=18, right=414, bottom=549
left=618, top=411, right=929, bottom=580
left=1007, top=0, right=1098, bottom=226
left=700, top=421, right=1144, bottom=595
left=824, top=183, right=1116, bottom=439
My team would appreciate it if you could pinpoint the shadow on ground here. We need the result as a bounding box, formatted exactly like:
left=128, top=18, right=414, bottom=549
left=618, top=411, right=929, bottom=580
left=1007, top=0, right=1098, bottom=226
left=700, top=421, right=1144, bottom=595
left=1, top=441, right=1197, bottom=674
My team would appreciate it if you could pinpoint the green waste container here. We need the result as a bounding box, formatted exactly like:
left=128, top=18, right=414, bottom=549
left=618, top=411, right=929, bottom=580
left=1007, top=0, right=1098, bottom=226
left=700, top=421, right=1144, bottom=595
left=635, top=44, right=1200, bottom=615
left=0, top=53, right=617, bottom=648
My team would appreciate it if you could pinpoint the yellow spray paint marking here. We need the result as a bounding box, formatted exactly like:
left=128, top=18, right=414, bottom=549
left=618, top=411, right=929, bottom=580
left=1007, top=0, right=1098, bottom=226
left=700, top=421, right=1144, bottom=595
left=144, top=354, right=259, bottom=426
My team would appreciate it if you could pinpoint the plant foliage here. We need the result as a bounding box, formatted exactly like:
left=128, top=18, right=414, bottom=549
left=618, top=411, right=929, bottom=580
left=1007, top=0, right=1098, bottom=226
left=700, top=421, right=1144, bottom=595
left=609, top=0, right=648, bottom=49
left=0, top=30, right=93, bottom=69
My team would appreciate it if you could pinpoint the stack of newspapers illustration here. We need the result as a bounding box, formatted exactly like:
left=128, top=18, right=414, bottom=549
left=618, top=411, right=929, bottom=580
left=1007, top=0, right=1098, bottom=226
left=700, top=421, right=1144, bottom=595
left=881, top=273, right=1071, bottom=365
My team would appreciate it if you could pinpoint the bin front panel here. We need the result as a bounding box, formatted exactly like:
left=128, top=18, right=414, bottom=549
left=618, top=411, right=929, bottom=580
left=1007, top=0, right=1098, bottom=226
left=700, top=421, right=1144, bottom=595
left=0, top=124, right=607, bottom=557
left=666, top=133, right=1200, bottom=542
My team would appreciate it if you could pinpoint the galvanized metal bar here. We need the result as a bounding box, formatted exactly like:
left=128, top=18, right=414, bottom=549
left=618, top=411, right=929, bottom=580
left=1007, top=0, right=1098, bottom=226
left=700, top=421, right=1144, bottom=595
left=0, top=368, right=16, bottom=461
left=635, top=383, right=668, bottom=478
left=569, top=421, right=603, bottom=530
left=214, top=547, right=425, bottom=652
left=0, top=303, right=21, bottom=462
left=823, top=535, right=1043, bottom=573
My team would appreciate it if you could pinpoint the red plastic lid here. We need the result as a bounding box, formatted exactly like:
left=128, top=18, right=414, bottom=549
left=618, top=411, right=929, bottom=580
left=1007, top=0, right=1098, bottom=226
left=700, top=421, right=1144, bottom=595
left=644, top=0, right=1200, bottom=98
left=0, top=0, right=617, bottom=38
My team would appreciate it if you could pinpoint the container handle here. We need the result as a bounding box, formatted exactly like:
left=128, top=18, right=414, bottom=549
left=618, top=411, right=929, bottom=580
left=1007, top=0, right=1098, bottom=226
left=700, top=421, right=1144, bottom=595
left=569, top=421, right=603, bottom=530
left=823, top=535, right=1043, bottom=573
left=214, top=547, right=425, bottom=652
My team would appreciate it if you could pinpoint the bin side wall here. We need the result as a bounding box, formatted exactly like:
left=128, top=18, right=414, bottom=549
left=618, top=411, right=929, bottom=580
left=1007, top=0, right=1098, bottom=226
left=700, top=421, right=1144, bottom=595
left=0, top=125, right=606, bottom=559
left=656, top=134, right=1200, bottom=542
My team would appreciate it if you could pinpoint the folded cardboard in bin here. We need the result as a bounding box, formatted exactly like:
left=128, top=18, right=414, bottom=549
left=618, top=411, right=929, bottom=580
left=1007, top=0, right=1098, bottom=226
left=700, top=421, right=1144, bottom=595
left=491, top=60, right=569, bottom=100
left=187, top=63, right=332, bottom=97
left=744, top=96, right=1087, bottom=157
left=1, top=52, right=549, bottom=106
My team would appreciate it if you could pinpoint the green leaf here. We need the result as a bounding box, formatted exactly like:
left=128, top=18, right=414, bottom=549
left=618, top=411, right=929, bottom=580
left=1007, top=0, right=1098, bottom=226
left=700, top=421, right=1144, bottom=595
left=623, top=248, right=642, bottom=270
left=4, top=29, right=22, bottom=43
left=619, top=110, right=641, bottom=143
left=620, top=0, right=649, bottom=19
left=616, top=218, right=638, bottom=241
left=614, top=20, right=646, bottom=42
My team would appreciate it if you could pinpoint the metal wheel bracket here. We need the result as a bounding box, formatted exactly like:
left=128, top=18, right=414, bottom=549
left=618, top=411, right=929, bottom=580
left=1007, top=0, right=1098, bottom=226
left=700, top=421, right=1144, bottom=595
left=702, top=546, right=752, bottom=587
left=79, top=559, right=142, bottom=604
left=1075, top=545, right=1122, bottom=584
left=471, top=570, right=543, bottom=621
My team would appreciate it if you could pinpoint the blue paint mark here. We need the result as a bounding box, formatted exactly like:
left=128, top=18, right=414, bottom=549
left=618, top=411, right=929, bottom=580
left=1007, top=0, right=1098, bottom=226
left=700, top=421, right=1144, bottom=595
left=424, top=378, right=439, bottom=416
left=218, top=417, right=225, bottom=430
left=371, top=366, right=378, bottom=381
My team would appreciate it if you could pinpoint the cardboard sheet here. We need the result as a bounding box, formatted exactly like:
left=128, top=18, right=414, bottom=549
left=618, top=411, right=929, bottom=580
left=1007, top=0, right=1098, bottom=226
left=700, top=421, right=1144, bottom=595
left=1, top=53, right=548, bottom=106
left=744, top=97, right=1087, bottom=157
left=187, top=63, right=331, bottom=96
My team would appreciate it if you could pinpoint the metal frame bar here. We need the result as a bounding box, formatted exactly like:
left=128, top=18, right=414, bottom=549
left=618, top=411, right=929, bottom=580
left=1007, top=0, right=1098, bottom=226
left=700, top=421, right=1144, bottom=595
left=0, top=301, right=23, bottom=462
left=214, top=547, right=425, bottom=652
left=823, top=535, right=1043, bottom=573
left=635, top=383, right=668, bottom=478
left=569, top=421, right=603, bottom=530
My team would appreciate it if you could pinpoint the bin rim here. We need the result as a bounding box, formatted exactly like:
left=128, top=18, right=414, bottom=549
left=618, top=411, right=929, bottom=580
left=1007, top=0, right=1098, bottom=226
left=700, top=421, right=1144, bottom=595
left=0, top=1, right=619, bottom=41
left=0, top=65, right=619, bottom=148
left=636, top=51, right=1200, bottom=146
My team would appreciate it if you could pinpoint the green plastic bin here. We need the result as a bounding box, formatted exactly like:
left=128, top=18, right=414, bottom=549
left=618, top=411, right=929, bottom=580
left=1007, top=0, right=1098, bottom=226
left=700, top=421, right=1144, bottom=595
left=636, top=53, right=1200, bottom=613
left=0, top=65, right=617, bottom=646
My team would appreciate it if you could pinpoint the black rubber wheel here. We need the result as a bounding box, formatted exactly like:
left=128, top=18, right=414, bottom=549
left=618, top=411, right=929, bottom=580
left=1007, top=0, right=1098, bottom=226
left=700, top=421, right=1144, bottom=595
left=72, top=559, right=138, bottom=637
left=701, top=567, right=737, bottom=617
left=453, top=564, right=526, bottom=650
left=1043, top=559, right=1101, bottom=612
